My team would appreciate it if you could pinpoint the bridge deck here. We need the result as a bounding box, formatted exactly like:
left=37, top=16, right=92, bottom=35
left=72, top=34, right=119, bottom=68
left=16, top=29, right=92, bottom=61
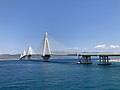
left=52, top=54, right=120, bottom=56
left=20, top=54, right=120, bottom=59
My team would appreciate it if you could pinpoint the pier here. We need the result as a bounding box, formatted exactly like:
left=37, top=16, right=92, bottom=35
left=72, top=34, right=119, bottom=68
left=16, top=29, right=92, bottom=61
left=78, top=54, right=120, bottom=65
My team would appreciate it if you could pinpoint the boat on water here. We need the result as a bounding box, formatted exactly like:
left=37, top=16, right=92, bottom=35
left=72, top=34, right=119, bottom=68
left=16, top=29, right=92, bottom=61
left=76, top=61, right=81, bottom=64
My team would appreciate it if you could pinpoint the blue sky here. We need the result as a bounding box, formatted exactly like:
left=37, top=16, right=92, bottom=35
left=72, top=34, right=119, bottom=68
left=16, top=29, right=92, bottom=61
left=0, top=0, right=120, bottom=54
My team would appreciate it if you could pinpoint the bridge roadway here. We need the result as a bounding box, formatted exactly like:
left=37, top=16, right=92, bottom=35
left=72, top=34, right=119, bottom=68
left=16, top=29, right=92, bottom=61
left=46, top=53, right=120, bottom=65
left=20, top=53, right=120, bottom=65
left=52, top=53, right=120, bottom=56
left=20, top=53, right=120, bottom=57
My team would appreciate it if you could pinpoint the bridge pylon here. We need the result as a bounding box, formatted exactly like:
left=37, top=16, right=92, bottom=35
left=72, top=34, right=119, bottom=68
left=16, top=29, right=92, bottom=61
left=81, top=55, right=92, bottom=64
left=77, top=55, right=92, bottom=64
left=19, top=50, right=27, bottom=60
left=41, top=32, right=51, bottom=61
left=27, top=45, right=34, bottom=60
left=98, top=55, right=111, bottom=65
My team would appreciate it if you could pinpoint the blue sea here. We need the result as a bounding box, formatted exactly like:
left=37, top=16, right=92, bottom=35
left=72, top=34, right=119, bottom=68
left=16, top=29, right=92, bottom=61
left=0, top=59, right=120, bottom=90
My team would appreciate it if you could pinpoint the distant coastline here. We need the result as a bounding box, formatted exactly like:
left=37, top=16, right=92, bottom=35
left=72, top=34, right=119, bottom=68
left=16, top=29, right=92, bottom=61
left=110, top=58, right=120, bottom=62
left=0, top=54, right=20, bottom=60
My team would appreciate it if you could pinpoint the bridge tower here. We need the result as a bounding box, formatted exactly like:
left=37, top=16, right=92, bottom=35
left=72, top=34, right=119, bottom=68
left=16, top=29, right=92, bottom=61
left=41, top=32, right=51, bottom=61
left=27, top=45, right=34, bottom=60
left=19, top=50, right=26, bottom=60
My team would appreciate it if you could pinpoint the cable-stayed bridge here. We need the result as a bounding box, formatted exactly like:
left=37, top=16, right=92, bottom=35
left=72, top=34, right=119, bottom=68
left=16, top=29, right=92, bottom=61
left=19, top=32, right=120, bottom=65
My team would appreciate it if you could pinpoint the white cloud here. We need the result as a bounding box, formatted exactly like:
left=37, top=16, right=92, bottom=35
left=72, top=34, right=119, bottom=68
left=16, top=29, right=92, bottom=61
left=95, top=44, right=120, bottom=49
left=95, top=45, right=106, bottom=48
left=74, top=47, right=79, bottom=49
left=110, top=45, right=120, bottom=49
left=68, top=47, right=79, bottom=50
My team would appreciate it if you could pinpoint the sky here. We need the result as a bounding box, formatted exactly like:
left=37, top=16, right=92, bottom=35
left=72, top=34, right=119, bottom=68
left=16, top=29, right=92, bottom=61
left=0, top=0, right=120, bottom=54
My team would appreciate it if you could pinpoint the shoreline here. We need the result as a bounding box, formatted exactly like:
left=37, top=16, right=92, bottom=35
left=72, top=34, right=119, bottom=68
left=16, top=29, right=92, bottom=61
left=0, top=59, right=19, bottom=60
left=109, top=59, right=120, bottom=62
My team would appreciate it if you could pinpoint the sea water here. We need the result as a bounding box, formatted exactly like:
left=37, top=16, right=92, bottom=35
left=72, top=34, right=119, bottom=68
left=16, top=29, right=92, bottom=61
left=0, top=59, right=120, bottom=90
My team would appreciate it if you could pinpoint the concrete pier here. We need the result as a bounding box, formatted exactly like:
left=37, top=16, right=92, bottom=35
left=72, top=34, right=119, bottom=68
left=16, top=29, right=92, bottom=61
left=27, top=55, right=32, bottom=60
left=41, top=54, right=51, bottom=62
left=20, top=56, right=26, bottom=60
left=80, top=55, right=92, bottom=64
left=98, top=56, right=111, bottom=65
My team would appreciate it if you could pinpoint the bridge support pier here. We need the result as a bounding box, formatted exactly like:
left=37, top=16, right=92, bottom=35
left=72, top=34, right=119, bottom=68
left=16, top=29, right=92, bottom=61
left=27, top=55, right=31, bottom=60
left=20, top=56, right=26, bottom=60
left=98, top=56, right=111, bottom=65
left=80, top=55, right=92, bottom=64
left=41, top=54, right=51, bottom=62
left=23, top=56, right=26, bottom=60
